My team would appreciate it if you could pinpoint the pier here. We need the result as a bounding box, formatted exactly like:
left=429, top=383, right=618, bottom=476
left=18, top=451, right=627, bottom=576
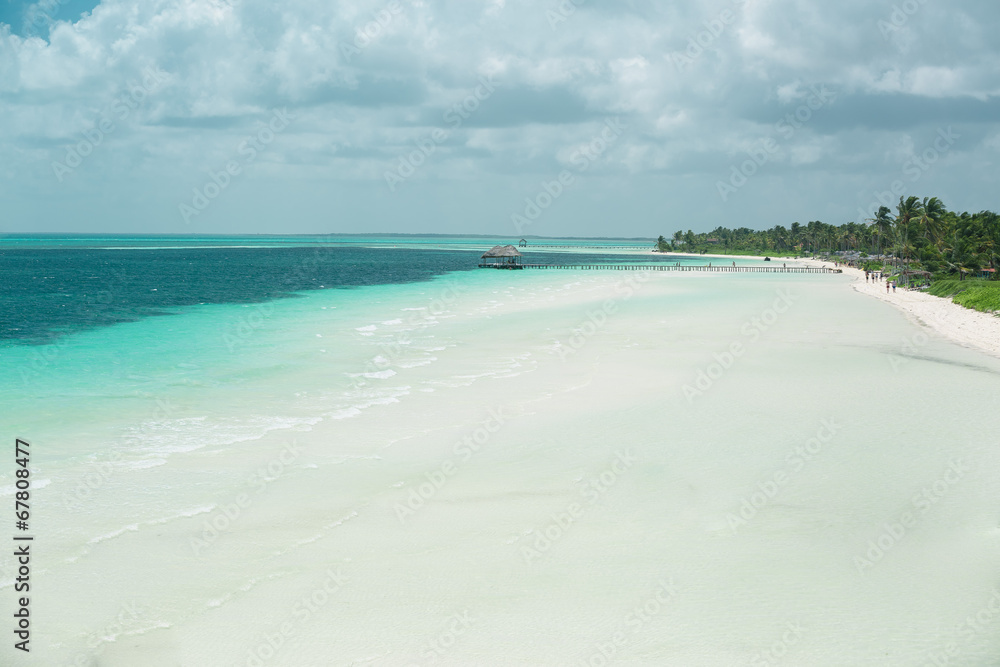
left=521, top=245, right=653, bottom=250
left=478, top=263, right=840, bottom=273
left=478, top=244, right=841, bottom=273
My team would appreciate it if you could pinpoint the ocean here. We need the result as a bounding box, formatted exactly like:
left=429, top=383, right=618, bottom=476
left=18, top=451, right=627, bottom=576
left=2, top=236, right=999, bottom=666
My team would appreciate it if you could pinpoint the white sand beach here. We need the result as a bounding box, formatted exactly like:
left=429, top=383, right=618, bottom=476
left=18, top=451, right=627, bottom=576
left=15, top=266, right=1000, bottom=666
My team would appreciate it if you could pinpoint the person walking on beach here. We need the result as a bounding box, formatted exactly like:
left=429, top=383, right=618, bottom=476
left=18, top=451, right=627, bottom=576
left=886, top=282, right=890, bottom=294
left=892, top=282, right=896, bottom=293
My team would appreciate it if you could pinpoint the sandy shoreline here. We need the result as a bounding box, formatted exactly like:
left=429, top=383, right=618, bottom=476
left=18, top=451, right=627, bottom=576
left=16, top=262, right=1000, bottom=666
left=797, top=258, right=1000, bottom=360
left=629, top=251, right=1000, bottom=361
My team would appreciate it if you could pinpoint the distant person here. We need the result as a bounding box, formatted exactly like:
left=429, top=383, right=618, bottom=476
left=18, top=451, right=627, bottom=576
left=892, top=283, right=896, bottom=293
left=886, top=282, right=890, bottom=294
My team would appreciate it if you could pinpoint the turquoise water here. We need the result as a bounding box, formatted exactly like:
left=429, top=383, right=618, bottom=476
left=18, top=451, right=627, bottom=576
left=0, top=235, right=678, bottom=470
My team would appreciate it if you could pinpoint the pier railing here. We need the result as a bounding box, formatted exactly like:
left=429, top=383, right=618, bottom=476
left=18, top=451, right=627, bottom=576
left=500, top=264, right=840, bottom=273
left=521, top=245, right=653, bottom=250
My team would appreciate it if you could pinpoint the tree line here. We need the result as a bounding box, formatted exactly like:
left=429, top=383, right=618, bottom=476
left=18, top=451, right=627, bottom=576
left=657, top=196, right=999, bottom=277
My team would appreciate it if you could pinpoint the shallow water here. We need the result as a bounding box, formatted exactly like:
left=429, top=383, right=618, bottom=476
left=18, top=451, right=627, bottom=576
left=2, top=241, right=999, bottom=666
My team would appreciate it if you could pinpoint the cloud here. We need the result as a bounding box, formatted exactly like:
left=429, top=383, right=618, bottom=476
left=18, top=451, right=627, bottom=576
left=1, top=0, right=998, bottom=235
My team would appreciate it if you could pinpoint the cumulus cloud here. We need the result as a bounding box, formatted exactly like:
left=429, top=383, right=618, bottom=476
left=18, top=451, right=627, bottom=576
left=1, top=0, right=998, bottom=235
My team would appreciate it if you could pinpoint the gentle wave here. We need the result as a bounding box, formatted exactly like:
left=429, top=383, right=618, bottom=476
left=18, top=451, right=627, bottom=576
left=120, top=415, right=322, bottom=460
left=327, top=407, right=362, bottom=420
left=96, top=620, right=173, bottom=644
left=87, top=505, right=217, bottom=546
left=397, top=357, right=436, bottom=368
left=206, top=571, right=290, bottom=610
left=346, top=369, right=397, bottom=379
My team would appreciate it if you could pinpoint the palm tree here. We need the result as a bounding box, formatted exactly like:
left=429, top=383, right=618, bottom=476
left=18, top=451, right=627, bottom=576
left=895, top=196, right=923, bottom=269
left=918, top=197, right=946, bottom=249
left=772, top=225, right=788, bottom=251
left=844, top=222, right=861, bottom=253
left=983, top=211, right=1000, bottom=272
left=946, top=236, right=981, bottom=280
left=869, top=206, right=893, bottom=260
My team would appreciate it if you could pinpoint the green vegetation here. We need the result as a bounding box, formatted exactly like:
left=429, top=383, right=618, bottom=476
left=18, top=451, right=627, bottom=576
left=927, top=280, right=970, bottom=298
left=928, top=279, right=1000, bottom=313
left=661, top=196, right=1000, bottom=282
left=657, top=195, right=1000, bottom=312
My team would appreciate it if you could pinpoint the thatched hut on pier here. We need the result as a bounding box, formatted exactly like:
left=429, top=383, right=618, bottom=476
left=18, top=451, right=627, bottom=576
left=479, top=245, right=523, bottom=269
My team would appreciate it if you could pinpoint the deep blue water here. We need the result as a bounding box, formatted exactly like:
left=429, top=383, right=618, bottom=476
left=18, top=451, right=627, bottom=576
left=0, top=246, right=482, bottom=344
left=0, top=239, right=684, bottom=345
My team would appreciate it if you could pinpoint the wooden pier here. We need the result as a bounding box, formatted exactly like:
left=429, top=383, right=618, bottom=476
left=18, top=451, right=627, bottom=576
left=485, top=264, right=841, bottom=273
left=522, top=245, right=653, bottom=250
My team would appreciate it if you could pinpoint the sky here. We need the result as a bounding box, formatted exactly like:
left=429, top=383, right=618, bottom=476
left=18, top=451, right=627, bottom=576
left=0, top=0, right=998, bottom=237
